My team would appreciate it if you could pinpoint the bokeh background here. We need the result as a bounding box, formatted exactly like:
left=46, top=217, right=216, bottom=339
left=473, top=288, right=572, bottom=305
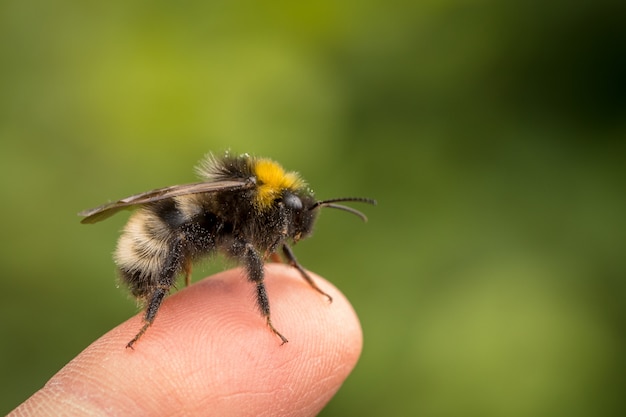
left=2, top=1, right=625, bottom=415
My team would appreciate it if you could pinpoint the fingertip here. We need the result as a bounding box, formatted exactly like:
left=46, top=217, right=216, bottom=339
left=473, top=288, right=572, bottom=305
left=11, top=265, right=362, bottom=417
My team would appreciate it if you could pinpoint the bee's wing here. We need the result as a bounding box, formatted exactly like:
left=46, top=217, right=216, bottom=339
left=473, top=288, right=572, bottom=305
left=79, top=179, right=252, bottom=224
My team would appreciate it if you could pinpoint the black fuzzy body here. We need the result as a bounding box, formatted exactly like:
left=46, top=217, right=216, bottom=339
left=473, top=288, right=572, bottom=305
left=113, top=155, right=319, bottom=347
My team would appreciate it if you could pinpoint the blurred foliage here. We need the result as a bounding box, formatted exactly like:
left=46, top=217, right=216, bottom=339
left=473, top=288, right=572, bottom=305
left=1, top=0, right=625, bottom=416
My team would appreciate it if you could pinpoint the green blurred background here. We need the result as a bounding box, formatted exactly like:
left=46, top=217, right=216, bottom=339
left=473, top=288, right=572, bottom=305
left=2, top=0, right=625, bottom=415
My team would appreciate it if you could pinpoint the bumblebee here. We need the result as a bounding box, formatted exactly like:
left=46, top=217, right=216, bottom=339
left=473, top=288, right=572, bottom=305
left=80, top=152, right=375, bottom=348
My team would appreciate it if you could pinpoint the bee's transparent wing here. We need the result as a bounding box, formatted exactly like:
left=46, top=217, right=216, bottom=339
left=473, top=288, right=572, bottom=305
left=79, top=179, right=252, bottom=224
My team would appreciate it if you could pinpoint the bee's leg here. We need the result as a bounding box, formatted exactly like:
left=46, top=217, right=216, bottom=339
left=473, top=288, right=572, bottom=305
left=126, top=286, right=168, bottom=349
left=183, top=258, right=193, bottom=287
left=282, top=244, right=332, bottom=302
left=232, top=239, right=288, bottom=344
left=269, top=252, right=282, bottom=263
left=127, top=238, right=185, bottom=349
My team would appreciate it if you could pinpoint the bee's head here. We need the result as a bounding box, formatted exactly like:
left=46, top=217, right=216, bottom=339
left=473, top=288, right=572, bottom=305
left=251, top=157, right=376, bottom=242
left=283, top=189, right=376, bottom=243
left=280, top=189, right=317, bottom=242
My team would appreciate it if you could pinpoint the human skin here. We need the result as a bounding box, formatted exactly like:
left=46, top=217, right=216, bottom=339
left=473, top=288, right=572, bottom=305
left=10, top=264, right=363, bottom=417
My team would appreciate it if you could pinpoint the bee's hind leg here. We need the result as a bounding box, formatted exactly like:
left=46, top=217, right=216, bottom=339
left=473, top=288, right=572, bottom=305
left=126, top=286, right=169, bottom=349
left=126, top=237, right=185, bottom=349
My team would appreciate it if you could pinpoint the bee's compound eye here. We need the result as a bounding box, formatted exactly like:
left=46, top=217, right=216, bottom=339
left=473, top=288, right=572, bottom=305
left=283, top=192, right=303, bottom=210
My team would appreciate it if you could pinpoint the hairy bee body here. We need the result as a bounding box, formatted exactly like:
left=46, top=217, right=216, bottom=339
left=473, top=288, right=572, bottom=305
left=80, top=152, right=374, bottom=348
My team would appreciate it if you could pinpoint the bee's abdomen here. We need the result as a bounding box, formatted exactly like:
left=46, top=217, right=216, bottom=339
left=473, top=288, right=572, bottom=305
left=114, top=201, right=188, bottom=299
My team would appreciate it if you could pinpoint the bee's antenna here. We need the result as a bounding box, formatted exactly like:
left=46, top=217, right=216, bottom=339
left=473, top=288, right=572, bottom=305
left=310, top=197, right=376, bottom=222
